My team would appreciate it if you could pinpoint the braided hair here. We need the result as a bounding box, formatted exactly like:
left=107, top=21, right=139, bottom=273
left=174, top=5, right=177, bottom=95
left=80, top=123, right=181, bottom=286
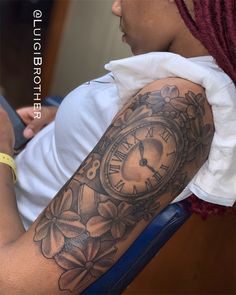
left=175, top=0, right=236, bottom=217
left=175, top=0, right=236, bottom=85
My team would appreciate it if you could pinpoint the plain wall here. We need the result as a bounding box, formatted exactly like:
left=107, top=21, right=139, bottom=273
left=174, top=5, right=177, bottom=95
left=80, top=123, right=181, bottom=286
left=50, top=0, right=131, bottom=97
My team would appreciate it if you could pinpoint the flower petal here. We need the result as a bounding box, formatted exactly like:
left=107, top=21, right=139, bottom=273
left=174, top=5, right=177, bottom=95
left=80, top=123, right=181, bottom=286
left=161, top=85, right=179, bottom=99
left=98, top=201, right=117, bottom=218
left=50, top=190, right=73, bottom=217
left=123, top=216, right=136, bottom=226
left=59, top=189, right=73, bottom=212
left=118, top=202, right=133, bottom=217
left=34, top=218, right=51, bottom=241
left=56, top=218, right=85, bottom=238
left=49, top=200, right=58, bottom=217
left=59, top=268, right=90, bottom=292
left=85, top=239, right=100, bottom=261
left=111, top=222, right=126, bottom=239
left=59, top=210, right=81, bottom=221
left=95, top=243, right=117, bottom=262
left=87, top=216, right=112, bottom=237
left=41, top=224, right=65, bottom=258
left=91, top=258, right=114, bottom=277
left=55, top=248, right=86, bottom=269
left=45, top=208, right=53, bottom=220
left=147, top=92, right=163, bottom=104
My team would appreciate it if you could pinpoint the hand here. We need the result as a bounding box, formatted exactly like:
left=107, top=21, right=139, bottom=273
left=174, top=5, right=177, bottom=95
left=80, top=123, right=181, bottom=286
left=0, top=107, right=15, bottom=156
left=17, top=106, right=58, bottom=139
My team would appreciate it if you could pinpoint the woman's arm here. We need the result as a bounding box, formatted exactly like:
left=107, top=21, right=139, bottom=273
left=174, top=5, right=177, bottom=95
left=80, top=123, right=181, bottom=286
left=0, top=78, right=214, bottom=294
left=0, top=107, right=25, bottom=246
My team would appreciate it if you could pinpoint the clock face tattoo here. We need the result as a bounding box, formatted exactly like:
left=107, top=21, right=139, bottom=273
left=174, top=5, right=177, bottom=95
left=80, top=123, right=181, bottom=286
left=100, top=117, right=185, bottom=201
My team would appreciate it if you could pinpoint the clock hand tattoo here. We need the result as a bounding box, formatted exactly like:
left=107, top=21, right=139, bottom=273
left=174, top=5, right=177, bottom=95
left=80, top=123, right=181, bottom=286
left=139, top=141, right=148, bottom=166
left=138, top=141, right=158, bottom=173
left=145, top=162, right=158, bottom=174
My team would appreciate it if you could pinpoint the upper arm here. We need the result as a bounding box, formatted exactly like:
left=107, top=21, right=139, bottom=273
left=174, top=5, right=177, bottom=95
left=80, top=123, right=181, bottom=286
left=0, top=78, right=214, bottom=294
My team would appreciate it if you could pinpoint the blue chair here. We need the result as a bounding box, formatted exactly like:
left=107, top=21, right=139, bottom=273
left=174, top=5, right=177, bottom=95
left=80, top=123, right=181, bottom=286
left=43, top=96, right=192, bottom=295
left=83, top=201, right=191, bottom=295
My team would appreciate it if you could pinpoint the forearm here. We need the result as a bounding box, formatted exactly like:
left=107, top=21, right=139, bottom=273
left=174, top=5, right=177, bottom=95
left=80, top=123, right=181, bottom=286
left=0, top=126, right=25, bottom=245
left=0, top=164, right=25, bottom=246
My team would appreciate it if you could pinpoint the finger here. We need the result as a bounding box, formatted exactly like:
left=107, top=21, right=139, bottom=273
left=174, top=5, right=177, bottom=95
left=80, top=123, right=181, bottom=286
left=23, top=127, right=35, bottom=139
left=23, top=118, right=45, bottom=139
left=17, top=107, right=34, bottom=124
left=22, top=107, right=58, bottom=138
left=42, top=106, right=58, bottom=123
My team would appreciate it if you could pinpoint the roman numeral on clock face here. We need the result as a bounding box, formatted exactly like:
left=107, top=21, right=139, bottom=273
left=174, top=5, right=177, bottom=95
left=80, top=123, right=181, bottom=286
left=145, top=178, right=153, bottom=191
left=121, top=139, right=133, bottom=151
left=132, top=185, right=138, bottom=195
left=159, top=128, right=171, bottom=143
left=160, top=164, right=169, bottom=171
left=108, top=164, right=120, bottom=174
left=115, top=180, right=125, bottom=192
left=130, top=132, right=140, bottom=144
left=145, top=127, right=154, bottom=138
left=153, top=171, right=162, bottom=183
left=167, top=150, right=176, bottom=157
left=113, top=150, right=126, bottom=162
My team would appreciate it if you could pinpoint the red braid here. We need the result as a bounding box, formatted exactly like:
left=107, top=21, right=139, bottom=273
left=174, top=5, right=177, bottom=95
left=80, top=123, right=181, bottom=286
left=175, top=0, right=236, bottom=84
left=175, top=0, right=236, bottom=218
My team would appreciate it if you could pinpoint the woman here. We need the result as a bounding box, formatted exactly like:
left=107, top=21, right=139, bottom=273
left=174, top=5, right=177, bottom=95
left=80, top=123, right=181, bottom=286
left=0, top=0, right=235, bottom=294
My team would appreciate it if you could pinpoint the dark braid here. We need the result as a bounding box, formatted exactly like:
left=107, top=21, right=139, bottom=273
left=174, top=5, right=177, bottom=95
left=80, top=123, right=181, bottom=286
left=175, top=0, right=236, bottom=218
left=175, top=0, right=236, bottom=84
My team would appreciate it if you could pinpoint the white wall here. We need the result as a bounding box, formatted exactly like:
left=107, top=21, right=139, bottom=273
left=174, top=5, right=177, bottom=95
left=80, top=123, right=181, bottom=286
left=50, top=0, right=131, bottom=97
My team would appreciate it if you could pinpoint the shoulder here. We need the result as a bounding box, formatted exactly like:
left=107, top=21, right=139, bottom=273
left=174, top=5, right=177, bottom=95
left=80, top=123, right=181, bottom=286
left=140, top=77, right=205, bottom=97
left=137, top=77, right=213, bottom=125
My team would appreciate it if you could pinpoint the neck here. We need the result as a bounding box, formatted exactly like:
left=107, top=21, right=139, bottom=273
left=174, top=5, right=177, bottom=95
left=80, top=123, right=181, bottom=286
left=169, top=30, right=209, bottom=58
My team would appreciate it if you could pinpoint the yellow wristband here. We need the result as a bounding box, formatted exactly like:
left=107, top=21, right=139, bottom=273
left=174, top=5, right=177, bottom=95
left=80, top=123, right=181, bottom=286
left=0, top=153, right=17, bottom=183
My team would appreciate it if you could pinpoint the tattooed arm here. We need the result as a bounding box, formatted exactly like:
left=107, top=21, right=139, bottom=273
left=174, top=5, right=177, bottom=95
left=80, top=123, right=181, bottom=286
left=0, top=78, right=214, bottom=294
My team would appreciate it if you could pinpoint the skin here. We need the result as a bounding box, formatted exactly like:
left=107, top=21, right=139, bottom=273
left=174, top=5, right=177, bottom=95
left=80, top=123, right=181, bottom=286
left=112, top=0, right=209, bottom=57
left=0, top=0, right=214, bottom=293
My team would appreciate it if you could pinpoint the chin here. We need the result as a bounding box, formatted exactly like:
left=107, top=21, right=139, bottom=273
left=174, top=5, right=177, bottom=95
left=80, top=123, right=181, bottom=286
left=126, top=38, right=152, bottom=55
left=131, top=48, right=150, bottom=56
left=129, top=45, right=144, bottom=55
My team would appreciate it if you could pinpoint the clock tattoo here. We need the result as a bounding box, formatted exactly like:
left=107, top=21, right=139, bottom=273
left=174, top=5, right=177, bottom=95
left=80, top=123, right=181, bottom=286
left=100, top=116, right=185, bottom=201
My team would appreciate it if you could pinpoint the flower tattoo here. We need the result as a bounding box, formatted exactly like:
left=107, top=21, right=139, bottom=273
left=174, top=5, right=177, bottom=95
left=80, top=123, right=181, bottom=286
left=86, top=200, right=135, bottom=239
left=55, top=239, right=116, bottom=292
left=34, top=189, right=85, bottom=258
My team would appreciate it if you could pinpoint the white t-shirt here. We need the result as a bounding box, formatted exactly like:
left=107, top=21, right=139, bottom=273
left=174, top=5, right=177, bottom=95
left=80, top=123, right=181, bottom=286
left=15, top=52, right=236, bottom=229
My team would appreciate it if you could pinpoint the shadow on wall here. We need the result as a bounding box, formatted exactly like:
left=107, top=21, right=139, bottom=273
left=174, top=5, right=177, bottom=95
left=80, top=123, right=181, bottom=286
left=0, top=0, right=53, bottom=107
left=0, top=0, right=130, bottom=106
left=50, top=0, right=131, bottom=98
